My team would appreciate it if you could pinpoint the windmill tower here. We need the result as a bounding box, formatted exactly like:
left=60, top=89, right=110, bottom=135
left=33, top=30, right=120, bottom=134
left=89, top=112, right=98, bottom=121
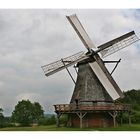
left=42, top=14, right=139, bottom=128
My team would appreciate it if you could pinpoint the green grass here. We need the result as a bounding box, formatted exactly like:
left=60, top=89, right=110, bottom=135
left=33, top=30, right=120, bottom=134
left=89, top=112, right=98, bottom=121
left=1, top=124, right=140, bottom=131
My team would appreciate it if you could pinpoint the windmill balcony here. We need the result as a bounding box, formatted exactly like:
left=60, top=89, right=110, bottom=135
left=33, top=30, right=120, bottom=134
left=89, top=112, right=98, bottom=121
left=54, top=103, right=131, bottom=113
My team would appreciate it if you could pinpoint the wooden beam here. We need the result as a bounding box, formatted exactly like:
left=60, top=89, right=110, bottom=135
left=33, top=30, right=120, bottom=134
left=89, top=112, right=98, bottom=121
left=76, top=112, right=87, bottom=128
left=56, top=113, right=61, bottom=127
left=108, top=111, right=118, bottom=127
left=61, top=59, right=76, bottom=84
left=120, top=112, right=123, bottom=126
left=67, top=115, right=72, bottom=127
left=128, top=111, right=131, bottom=125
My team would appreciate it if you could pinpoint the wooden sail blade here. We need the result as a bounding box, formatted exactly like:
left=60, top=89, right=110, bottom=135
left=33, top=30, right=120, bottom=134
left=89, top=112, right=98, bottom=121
left=66, top=14, right=96, bottom=50
left=98, top=31, right=139, bottom=57
left=89, top=55, right=124, bottom=100
left=41, top=51, right=88, bottom=76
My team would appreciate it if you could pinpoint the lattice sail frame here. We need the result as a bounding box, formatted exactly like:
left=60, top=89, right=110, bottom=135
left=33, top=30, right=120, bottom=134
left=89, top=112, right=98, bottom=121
left=41, top=51, right=88, bottom=76
left=99, top=31, right=139, bottom=58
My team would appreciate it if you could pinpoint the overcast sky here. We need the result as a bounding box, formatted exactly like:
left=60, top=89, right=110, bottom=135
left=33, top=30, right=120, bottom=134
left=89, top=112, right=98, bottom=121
left=0, top=9, right=140, bottom=116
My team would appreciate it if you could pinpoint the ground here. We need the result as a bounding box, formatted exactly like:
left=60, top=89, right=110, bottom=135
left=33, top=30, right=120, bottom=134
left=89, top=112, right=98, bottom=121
left=0, top=124, right=140, bottom=131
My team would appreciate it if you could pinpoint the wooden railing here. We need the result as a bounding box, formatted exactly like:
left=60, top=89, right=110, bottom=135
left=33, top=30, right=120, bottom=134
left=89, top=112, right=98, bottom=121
left=54, top=103, right=131, bottom=112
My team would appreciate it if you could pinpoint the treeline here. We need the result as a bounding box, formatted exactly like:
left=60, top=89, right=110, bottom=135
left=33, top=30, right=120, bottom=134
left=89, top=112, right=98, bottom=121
left=0, top=99, right=67, bottom=128
left=1, top=89, right=140, bottom=127
left=117, top=89, right=140, bottom=123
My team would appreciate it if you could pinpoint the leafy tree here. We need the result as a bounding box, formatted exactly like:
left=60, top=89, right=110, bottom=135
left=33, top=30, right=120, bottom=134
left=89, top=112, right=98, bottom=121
left=117, top=89, right=140, bottom=124
left=33, top=102, right=44, bottom=121
left=12, top=100, right=44, bottom=126
left=0, top=108, right=4, bottom=127
left=0, top=108, right=3, bottom=116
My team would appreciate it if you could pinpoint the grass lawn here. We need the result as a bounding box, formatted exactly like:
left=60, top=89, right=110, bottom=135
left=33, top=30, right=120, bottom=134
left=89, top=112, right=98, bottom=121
left=0, top=124, right=140, bottom=131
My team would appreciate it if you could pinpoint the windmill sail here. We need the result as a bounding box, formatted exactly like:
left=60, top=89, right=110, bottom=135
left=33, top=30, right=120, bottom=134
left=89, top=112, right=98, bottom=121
left=89, top=54, right=124, bottom=100
left=98, top=31, right=139, bottom=57
left=41, top=51, right=88, bottom=76
left=66, top=14, right=96, bottom=50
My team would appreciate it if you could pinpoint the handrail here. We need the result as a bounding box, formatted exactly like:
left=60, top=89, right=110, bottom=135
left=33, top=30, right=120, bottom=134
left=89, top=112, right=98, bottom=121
left=54, top=103, right=131, bottom=112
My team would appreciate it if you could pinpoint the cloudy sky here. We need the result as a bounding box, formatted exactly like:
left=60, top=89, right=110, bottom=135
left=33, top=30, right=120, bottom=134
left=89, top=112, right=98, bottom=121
left=0, top=9, right=140, bottom=116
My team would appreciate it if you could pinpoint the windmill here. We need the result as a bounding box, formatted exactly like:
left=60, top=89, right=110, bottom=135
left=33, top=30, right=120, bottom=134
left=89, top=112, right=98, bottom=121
left=42, top=14, right=139, bottom=128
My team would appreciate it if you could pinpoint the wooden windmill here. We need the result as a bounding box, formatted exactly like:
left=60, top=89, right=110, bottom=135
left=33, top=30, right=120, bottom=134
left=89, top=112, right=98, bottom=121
left=42, top=14, right=139, bottom=128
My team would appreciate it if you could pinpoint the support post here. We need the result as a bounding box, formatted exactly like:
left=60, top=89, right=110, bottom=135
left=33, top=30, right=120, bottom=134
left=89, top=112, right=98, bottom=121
left=128, top=111, right=131, bottom=125
left=74, top=65, right=78, bottom=74
left=76, top=112, right=87, bottom=128
left=56, top=113, right=61, bottom=127
left=67, top=115, right=72, bottom=127
left=61, top=59, right=76, bottom=84
left=120, top=112, right=123, bottom=126
left=103, top=59, right=121, bottom=75
left=109, top=111, right=118, bottom=127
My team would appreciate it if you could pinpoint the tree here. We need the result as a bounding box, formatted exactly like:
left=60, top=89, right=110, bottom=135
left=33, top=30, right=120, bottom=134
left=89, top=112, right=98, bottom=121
left=12, top=100, right=44, bottom=126
left=0, top=108, right=4, bottom=127
left=0, top=108, right=3, bottom=116
left=117, top=89, right=140, bottom=124
left=33, top=102, right=44, bottom=121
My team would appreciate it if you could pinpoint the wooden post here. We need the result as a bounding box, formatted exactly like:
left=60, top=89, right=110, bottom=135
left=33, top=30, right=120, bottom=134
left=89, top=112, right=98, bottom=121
left=109, top=111, right=118, bottom=127
left=120, top=112, right=123, bottom=126
left=61, top=59, right=76, bottom=84
left=56, top=113, right=61, bottom=127
left=76, top=112, right=87, bottom=128
left=113, top=116, right=116, bottom=127
left=67, top=115, right=72, bottom=127
left=80, top=115, right=82, bottom=128
left=128, top=111, right=131, bottom=125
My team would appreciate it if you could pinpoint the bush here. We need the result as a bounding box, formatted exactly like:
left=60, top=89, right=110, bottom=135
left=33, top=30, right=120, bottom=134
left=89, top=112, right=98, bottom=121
left=59, top=115, right=68, bottom=126
left=38, top=114, right=68, bottom=126
left=38, top=115, right=56, bottom=125
left=131, top=111, right=140, bottom=123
